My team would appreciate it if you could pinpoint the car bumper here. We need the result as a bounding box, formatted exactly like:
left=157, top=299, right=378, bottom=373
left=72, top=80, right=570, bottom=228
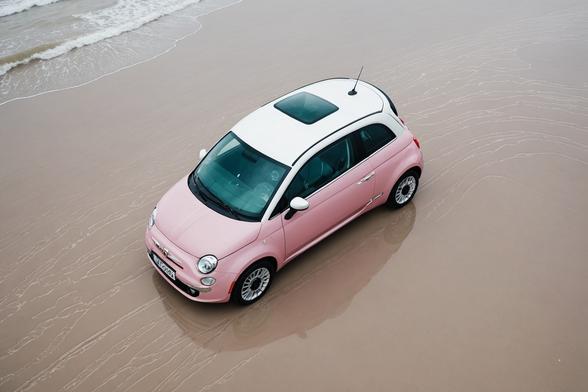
left=145, top=228, right=235, bottom=303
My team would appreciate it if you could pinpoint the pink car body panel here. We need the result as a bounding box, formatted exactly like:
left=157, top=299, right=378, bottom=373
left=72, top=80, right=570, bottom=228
left=145, top=128, right=422, bottom=303
left=156, top=177, right=261, bottom=259
left=370, top=125, right=423, bottom=207
left=144, top=79, right=424, bottom=303
left=145, top=228, right=237, bottom=303
left=280, top=155, right=375, bottom=260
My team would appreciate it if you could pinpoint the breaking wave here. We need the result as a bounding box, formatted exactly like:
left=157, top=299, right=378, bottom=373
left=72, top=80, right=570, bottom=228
left=0, top=0, right=204, bottom=76
left=0, top=0, right=63, bottom=18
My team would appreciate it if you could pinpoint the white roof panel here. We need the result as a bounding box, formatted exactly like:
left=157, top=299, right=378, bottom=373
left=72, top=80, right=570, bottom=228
left=232, top=79, right=384, bottom=165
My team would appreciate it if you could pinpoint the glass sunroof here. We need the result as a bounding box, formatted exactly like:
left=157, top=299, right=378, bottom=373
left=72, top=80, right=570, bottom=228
left=274, top=92, right=339, bottom=125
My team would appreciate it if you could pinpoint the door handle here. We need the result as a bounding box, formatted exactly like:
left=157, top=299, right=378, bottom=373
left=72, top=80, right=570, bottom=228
left=357, top=172, right=375, bottom=184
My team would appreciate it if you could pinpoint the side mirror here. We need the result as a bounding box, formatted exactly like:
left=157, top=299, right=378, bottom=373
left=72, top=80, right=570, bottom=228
left=199, top=149, right=207, bottom=160
left=285, top=197, right=309, bottom=220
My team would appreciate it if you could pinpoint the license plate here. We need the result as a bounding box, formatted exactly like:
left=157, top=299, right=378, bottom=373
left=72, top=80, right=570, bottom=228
left=152, top=252, right=176, bottom=281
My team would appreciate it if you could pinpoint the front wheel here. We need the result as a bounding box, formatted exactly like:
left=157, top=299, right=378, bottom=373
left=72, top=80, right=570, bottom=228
left=387, top=170, right=419, bottom=209
left=231, top=260, right=274, bottom=305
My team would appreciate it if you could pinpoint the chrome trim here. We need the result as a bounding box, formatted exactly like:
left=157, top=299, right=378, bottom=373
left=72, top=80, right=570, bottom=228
left=357, top=171, right=375, bottom=184
left=188, top=284, right=212, bottom=293
left=152, top=237, right=181, bottom=265
left=372, top=192, right=383, bottom=201
left=366, top=192, right=384, bottom=206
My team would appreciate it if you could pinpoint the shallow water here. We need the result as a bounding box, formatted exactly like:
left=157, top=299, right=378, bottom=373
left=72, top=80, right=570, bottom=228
left=0, top=0, right=587, bottom=391
left=0, top=0, right=239, bottom=104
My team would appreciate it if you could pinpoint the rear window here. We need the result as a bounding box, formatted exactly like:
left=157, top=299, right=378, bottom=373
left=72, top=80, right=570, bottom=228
left=274, top=92, right=338, bottom=124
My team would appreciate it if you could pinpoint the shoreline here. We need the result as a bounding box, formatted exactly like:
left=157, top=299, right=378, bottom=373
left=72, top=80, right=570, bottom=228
left=0, top=0, right=241, bottom=106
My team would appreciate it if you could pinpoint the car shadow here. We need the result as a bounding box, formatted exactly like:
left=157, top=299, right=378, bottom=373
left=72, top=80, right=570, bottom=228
left=152, top=202, right=416, bottom=352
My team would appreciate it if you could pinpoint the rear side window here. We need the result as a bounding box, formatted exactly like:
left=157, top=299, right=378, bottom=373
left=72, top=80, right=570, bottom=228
left=353, top=124, right=395, bottom=161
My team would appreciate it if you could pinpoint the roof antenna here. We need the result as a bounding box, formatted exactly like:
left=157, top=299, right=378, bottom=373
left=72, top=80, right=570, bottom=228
left=348, top=65, right=364, bottom=96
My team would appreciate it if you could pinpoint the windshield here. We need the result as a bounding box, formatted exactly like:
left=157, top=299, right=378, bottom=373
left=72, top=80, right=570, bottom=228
left=189, top=132, right=289, bottom=221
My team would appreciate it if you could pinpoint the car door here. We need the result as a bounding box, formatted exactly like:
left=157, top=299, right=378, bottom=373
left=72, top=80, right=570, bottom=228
left=278, top=135, right=375, bottom=259
left=353, top=119, right=405, bottom=201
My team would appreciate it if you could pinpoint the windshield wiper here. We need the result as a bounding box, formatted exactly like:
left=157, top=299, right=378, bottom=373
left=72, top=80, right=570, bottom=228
left=213, top=196, right=241, bottom=221
left=195, top=175, right=242, bottom=221
left=191, top=173, right=210, bottom=204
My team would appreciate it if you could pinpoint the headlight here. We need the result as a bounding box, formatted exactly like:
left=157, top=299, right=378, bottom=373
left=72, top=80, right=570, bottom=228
left=148, top=207, right=157, bottom=228
left=197, top=255, right=217, bottom=274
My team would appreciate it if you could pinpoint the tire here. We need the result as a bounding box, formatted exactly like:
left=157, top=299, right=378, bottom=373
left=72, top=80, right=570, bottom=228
left=231, top=260, right=275, bottom=305
left=387, top=169, right=419, bottom=209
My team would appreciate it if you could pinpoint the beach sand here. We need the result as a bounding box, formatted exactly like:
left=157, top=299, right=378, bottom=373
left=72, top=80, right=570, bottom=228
left=1, top=0, right=587, bottom=390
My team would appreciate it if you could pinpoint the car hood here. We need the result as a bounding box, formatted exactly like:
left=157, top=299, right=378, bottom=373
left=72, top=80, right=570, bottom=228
left=155, top=177, right=262, bottom=260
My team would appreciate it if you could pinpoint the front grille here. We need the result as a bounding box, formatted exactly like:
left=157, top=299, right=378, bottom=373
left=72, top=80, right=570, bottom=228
left=151, top=234, right=184, bottom=269
left=149, top=252, right=199, bottom=298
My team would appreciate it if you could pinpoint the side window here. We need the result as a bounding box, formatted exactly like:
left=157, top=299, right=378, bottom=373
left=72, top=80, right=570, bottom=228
left=354, top=123, right=396, bottom=162
left=293, top=137, right=351, bottom=198
left=273, top=137, right=352, bottom=215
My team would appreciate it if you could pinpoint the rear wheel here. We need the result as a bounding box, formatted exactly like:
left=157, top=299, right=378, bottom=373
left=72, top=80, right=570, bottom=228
left=231, top=260, right=274, bottom=305
left=387, top=170, right=419, bottom=209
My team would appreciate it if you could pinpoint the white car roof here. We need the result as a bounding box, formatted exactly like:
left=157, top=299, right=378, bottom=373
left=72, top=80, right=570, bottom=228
left=232, top=79, right=386, bottom=165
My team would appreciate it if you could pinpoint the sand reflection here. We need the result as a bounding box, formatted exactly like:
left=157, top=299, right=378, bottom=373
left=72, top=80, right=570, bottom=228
left=154, top=203, right=416, bottom=352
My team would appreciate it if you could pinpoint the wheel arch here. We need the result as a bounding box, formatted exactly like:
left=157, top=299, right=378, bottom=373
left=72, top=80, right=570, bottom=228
left=228, top=256, right=278, bottom=301
left=255, top=256, right=278, bottom=273
left=381, top=145, right=423, bottom=202
left=407, top=165, right=422, bottom=178
left=227, top=253, right=279, bottom=292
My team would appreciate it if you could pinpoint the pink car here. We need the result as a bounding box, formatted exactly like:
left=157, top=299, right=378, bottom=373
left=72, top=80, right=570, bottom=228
left=145, top=78, right=423, bottom=305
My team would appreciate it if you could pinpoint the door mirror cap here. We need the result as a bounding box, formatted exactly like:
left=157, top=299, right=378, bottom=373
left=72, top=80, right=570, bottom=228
left=285, top=197, right=309, bottom=220
left=289, top=197, right=309, bottom=211
left=199, top=149, right=207, bottom=160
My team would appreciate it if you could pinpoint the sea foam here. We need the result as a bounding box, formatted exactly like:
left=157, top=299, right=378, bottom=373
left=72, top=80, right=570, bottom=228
left=0, top=0, right=63, bottom=18
left=0, top=0, right=203, bottom=76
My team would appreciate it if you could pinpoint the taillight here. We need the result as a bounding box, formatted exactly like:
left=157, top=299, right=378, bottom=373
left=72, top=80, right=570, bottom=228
left=413, top=136, right=421, bottom=149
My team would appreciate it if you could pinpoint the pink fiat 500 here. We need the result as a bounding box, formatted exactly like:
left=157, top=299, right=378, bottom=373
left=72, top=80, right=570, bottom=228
left=145, top=78, right=423, bottom=305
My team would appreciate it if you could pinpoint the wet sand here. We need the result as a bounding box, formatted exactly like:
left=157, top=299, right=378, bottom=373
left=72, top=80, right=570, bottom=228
left=1, top=0, right=587, bottom=391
